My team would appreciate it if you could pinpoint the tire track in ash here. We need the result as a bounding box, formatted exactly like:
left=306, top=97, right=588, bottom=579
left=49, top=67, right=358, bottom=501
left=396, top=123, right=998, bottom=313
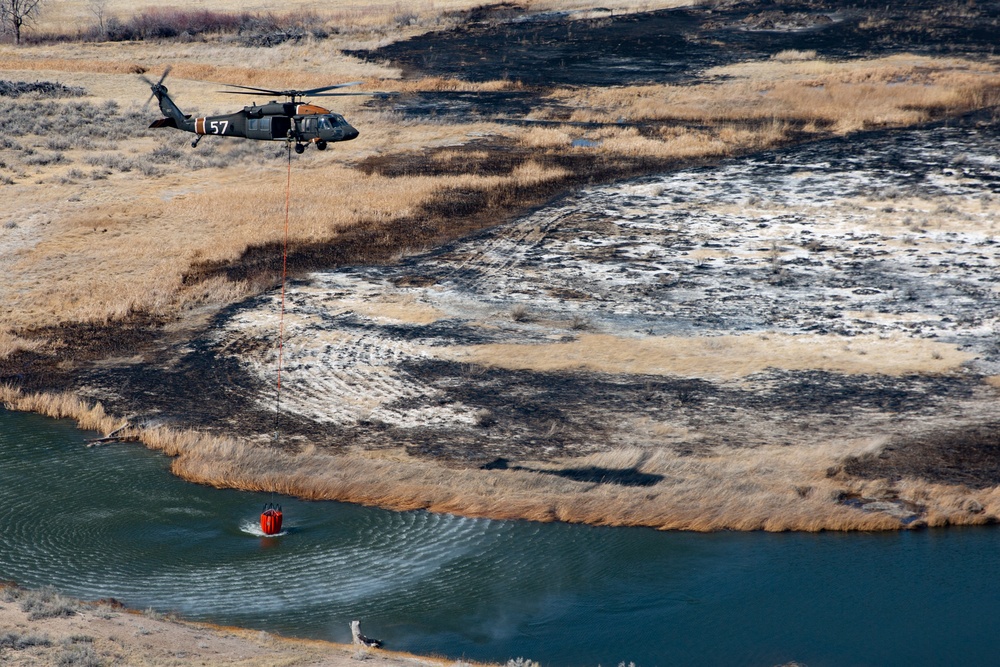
left=228, top=298, right=476, bottom=429
left=442, top=210, right=570, bottom=298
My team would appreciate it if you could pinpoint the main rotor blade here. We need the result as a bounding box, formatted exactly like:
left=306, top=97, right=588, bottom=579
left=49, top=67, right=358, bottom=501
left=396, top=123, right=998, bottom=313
left=306, top=92, right=380, bottom=97
left=218, top=81, right=366, bottom=98
left=219, top=83, right=284, bottom=95
left=217, top=90, right=279, bottom=96
left=298, top=82, right=363, bottom=95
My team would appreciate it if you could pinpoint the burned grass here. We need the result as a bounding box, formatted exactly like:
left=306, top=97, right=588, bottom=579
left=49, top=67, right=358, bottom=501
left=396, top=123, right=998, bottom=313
left=842, top=424, right=1000, bottom=491
left=354, top=0, right=1000, bottom=87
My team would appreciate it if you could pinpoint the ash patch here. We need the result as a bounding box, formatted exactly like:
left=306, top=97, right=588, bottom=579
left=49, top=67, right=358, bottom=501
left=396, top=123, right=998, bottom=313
left=201, top=119, right=1000, bottom=475
left=745, top=370, right=975, bottom=415
left=353, top=0, right=1000, bottom=88
left=842, top=424, right=1000, bottom=490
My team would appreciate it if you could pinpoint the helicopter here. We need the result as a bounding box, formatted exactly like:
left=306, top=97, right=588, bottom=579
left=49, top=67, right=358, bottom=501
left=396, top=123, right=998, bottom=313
left=143, top=68, right=361, bottom=153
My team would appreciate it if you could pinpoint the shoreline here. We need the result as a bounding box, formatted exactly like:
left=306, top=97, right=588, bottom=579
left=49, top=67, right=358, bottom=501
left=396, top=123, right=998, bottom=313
left=0, top=581, right=485, bottom=667
left=3, top=387, right=999, bottom=533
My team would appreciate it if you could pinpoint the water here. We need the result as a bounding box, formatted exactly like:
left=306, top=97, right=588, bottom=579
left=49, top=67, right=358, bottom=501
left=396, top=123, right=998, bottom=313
left=3, top=408, right=1000, bottom=666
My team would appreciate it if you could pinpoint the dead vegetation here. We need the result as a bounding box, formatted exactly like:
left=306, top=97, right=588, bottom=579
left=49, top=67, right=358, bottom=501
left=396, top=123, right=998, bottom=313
left=4, top=384, right=1000, bottom=532
left=541, top=55, right=1000, bottom=134
left=438, top=333, right=971, bottom=380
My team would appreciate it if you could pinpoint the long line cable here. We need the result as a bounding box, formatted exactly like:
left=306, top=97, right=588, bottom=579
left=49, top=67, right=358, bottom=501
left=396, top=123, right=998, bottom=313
left=274, top=141, right=292, bottom=449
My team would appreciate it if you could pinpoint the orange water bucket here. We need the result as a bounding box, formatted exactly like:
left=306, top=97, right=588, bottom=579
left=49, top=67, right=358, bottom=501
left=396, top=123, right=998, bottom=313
left=260, top=503, right=283, bottom=535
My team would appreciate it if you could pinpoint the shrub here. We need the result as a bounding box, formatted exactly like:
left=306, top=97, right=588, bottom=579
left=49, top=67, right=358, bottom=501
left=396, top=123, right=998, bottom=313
left=0, top=632, right=52, bottom=649
left=510, top=304, right=533, bottom=322
left=19, top=586, right=77, bottom=620
left=474, top=409, right=497, bottom=428
left=57, top=646, right=102, bottom=666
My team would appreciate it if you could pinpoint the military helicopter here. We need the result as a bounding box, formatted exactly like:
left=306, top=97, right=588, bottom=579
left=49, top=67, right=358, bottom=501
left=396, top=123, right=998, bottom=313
left=143, top=68, right=361, bottom=153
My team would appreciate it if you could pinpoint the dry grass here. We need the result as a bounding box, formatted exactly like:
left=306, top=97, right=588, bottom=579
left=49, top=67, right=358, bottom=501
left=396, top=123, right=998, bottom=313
left=0, top=583, right=473, bottom=667
left=117, top=420, right=1000, bottom=532
left=0, top=91, right=550, bottom=329
left=3, top=48, right=995, bottom=337
left=0, top=331, right=42, bottom=358
left=30, top=0, right=698, bottom=48
left=544, top=55, right=1000, bottom=133
left=435, top=332, right=970, bottom=380
left=4, top=385, right=999, bottom=532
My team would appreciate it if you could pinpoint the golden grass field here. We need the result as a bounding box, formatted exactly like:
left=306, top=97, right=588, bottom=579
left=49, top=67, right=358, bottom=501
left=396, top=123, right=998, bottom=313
left=3, top=1, right=1000, bottom=536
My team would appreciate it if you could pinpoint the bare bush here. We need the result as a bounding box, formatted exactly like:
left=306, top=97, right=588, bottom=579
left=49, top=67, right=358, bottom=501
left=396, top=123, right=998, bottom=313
left=510, top=304, right=533, bottom=322
left=474, top=408, right=496, bottom=428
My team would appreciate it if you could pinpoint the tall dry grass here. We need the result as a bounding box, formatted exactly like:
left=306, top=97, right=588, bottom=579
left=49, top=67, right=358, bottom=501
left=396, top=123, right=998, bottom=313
left=436, top=332, right=970, bottom=380
left=4, top=385, right=998, bottom=531
left=545, top=55, right=1000, bottom=133
left=0, top=331, right=42, bottom=359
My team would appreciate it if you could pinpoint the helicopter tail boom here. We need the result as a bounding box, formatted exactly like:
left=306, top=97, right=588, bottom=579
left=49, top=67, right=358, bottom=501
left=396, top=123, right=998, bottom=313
left=151, top=85, right=193, bottom=131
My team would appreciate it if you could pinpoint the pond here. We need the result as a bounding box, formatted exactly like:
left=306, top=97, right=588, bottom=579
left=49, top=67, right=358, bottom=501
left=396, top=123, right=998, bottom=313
left=2, top=408, right=1000, bottom=667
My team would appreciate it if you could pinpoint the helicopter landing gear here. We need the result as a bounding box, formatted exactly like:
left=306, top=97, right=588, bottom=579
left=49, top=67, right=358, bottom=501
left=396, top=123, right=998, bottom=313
left=315, top=140, right=328, bottom=151
left=191, top=134, right=203, bottom=148
left=294, top=143, right=306, bottom=154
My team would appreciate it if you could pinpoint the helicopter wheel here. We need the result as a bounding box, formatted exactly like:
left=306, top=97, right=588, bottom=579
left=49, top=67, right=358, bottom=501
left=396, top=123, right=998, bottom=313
left=294, top=143, right=306, bottom=154
left=315, top=141, right=328, bottom=151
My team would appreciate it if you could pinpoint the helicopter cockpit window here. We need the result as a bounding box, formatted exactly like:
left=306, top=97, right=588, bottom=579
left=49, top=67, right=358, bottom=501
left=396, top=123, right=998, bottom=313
left=318, top=117, right=333, bottom=131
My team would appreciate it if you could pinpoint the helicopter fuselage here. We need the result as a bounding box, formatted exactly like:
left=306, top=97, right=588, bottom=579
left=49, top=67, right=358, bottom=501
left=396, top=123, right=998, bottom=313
left=148, top=81, right=359, bottom=152
left=189, top=103, right=359, bottom=145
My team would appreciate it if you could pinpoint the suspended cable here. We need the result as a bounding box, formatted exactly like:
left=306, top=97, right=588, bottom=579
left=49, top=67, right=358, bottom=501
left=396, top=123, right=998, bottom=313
left=261, top=140, right=293, bottom=536
left=275, top=140, right=292, bottom=440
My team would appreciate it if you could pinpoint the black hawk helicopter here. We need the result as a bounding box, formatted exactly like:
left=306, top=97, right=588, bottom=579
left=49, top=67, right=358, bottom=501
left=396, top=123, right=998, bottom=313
left=144, top=68, right=361, bottom=153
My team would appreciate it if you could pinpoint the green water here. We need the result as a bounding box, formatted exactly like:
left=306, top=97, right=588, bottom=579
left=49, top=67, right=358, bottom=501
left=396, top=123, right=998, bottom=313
left=2, top=408, right=1000, bottom=666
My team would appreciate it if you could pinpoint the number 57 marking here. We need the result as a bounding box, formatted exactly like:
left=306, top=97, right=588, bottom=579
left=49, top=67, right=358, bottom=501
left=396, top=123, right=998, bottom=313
left=209, top=120, right=229, bottom=135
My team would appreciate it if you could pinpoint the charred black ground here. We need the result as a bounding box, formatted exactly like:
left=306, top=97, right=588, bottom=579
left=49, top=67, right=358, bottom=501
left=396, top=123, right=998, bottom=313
left=353, top=0, right=1000, bottom=119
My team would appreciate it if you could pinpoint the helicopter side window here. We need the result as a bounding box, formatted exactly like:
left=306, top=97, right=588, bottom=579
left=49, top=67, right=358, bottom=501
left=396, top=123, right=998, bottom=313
left=318, top=117, right=333, bottom=131
left=303, top=118, right=317, bottom=133
left=248, top=118, right=259, bottom=132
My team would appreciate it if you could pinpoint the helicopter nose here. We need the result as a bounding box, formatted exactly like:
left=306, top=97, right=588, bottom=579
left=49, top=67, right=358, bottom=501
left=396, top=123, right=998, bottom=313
left=344, top=125, right=359, bottom=141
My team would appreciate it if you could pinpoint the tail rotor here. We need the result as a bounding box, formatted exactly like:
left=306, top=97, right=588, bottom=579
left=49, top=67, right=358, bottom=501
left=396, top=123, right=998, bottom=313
left=140, top=65, right=173, bottom=110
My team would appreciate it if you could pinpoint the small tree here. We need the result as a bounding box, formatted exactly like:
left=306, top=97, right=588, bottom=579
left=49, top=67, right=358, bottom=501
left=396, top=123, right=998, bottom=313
left=0, top=0, right=44, bottom=44
left=87, top=0, right=108, bottom=40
